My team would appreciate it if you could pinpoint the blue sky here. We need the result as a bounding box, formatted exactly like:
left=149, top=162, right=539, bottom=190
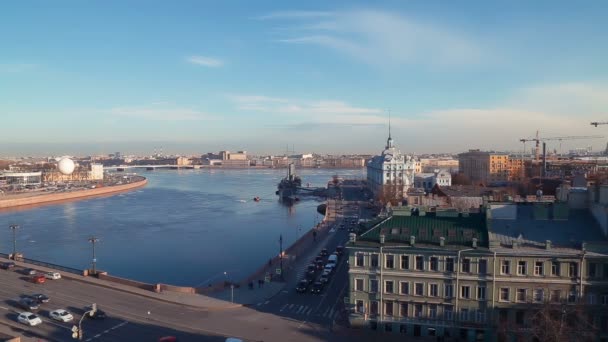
left=1, top=1, right=607, bottom=156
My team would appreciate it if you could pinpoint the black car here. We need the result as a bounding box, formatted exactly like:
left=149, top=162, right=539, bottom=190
left=310, top=281, right=324, bottom=294
left=296, top=280, right=309, bottom=293
left=315, top=256, right=324, bottom=263
left=306, top=264, right=317, bottom=277
left=335, top=246, right=344, bottom=256
left=28, top=294, right=49, bottom=303
left=320, top=249, right=329, bottom=257
left=1, top=262, right=15, bottom=270
left=315, top=260, right=324, bottom=270
left=84, top=306, right=107, bottom=320
left=18, top=298, right=40, bottom=311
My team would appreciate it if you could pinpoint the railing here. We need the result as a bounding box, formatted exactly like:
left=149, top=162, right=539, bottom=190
left=0, top=252, right=83, bottom=275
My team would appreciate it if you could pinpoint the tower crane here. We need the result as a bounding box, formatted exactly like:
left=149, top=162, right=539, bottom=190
left=591, top=122, right=608, bottom=127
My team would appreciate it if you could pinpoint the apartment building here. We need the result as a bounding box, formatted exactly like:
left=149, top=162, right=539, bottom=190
left=347, top=204, right=608, bottom=341
left=458, top=150, right=522, bottom=185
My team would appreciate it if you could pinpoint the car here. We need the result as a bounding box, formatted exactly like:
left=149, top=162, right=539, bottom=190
left=295, top=280, right=309, bottom=293
left=319, top=273, right=330, bottom=284
left=338, top=224, right=345, bottom=230
left=45, top=272, right=61, bottom=280
left=324, top=263, right=335, bottom=274
left=18, top=298, right=40, bottom=311
left=50, top=309, right=73, bottom=322
left=1, top=262, right=16, bottom=270
left=306, top=264, right=317, bottom=277
left=159, top=337, right=179, bottom=342
left=84, top=305, right=106, bottom=320
left=336, top=246, right=344, bottom=256
left=31, top=274, right=46, bottom=284
left=29, top=294, right=49, bottom=303
left=17, top=312, right=42, bottom=326
left=310, top=281, right=324, bottom=294
left=348, top=227, right=356, bottom=233
left=315, top=256, right=324, bottom=263
left=320, top=248, right=329, bottom=257
left=315, top=260, right=324, bottom=270
left=24, top=268, right=37, bottom=276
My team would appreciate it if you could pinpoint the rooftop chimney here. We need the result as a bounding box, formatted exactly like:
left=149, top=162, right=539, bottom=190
left=439, top=237, right=445, bottom=247
left=472, top=238, right=478, bottom=249
left=545, top=240, right=552, bottom=250
left=379, top=234, right=385, bottom=244
left=410, top=236, right=416, bottom=246
left=349, top=233, right=357, bottom=243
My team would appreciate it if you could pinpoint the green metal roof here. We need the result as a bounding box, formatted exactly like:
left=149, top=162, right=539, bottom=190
left=360, top=213, right=489, bottom=247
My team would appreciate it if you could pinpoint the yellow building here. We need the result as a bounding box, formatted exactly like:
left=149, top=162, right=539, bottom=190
left=458, top=150, right=519, bottom=185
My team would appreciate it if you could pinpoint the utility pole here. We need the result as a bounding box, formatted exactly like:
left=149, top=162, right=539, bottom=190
left=9, top=224, right=19, bottom=260
left=88, top=236, right=99, bottom=275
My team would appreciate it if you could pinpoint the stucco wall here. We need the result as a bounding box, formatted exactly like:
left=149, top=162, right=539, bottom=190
left=0, top=178, right=147, bottom=209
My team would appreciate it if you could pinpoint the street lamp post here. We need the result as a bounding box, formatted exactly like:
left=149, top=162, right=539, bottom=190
left=279, top=234, right=283, bottom=281
left=88, top=236, right=99, bottom=275
left=9, top=224, right=19, bottom=260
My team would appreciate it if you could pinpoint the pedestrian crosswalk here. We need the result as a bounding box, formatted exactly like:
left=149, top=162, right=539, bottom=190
left=277, top=303, right=340, bottom=320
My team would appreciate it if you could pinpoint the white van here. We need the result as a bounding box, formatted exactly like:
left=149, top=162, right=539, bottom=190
left=328, top=254, right=338, bottom=265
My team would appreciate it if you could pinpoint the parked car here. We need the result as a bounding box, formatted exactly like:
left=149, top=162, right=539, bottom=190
left=24, top=268, right=37, bottom=276
left=28, top=294, right=49, bottom=303
left=18, top=298, right=40, bottom=311
left=45, top=272, right=61, bottom=280
left=159, top=337, right=179, bottom=342
left=50, top=309, right=73, bottom=322
left=296, top=280, right=309, bottom=293
left=310, top=281, right=324, bottom=294
left=31, top=275, right=45, bottom=284
left=17, top=312, right=42, bottom=326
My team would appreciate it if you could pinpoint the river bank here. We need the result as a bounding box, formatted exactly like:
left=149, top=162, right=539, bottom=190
left=0, top=176, right=147, bottom=209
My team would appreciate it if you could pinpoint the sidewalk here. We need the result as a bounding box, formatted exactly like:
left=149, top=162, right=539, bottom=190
left=0, top=320, right=49, bottom=342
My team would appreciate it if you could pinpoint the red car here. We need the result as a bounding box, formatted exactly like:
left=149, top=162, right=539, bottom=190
left=31, top=275, right=45, bottom=284
left=158, top=337, right=178, bottom=342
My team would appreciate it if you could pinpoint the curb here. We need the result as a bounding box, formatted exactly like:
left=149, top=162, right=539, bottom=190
left=0, top=320, right=62, bottom=342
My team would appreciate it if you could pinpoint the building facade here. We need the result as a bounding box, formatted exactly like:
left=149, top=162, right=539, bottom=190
left=367, top=133, right=415, bottom=203
left=458, top=150, right=513, bottom=185
left=347, top=204, right=608, bottom=341
left=414, top=170, right=452, bottom=193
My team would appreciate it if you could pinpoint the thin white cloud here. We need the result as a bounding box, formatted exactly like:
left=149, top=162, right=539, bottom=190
left=110, top=104, right=214, bottom=121
left=256, top=11, right=332, bottom=20
left=186, top=55, right=224, bottom=68
left=0, top=63, right=37, bottom=73
left=265, top=9, right=484, bottom=67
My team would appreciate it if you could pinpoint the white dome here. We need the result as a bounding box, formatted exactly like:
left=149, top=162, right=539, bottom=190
left=57, top=158, right=75, bottom=175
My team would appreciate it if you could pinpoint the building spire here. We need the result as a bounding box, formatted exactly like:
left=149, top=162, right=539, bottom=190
left=386, top=109, right=394, bottom=149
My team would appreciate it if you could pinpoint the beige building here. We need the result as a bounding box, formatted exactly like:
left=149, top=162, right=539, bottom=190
left=347, top=204, right=608, bottom=341
left=458, top=150, right=515, bottom=185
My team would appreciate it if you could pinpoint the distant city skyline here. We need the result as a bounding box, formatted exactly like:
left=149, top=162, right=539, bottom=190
left=2, top=1, right=607, bottom=156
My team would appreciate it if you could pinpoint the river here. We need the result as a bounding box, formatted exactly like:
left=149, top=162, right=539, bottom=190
left=0, top=168, right=365, bottom=286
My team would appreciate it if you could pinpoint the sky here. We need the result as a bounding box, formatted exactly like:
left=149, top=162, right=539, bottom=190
left=1, top=1, right=608, bottom=157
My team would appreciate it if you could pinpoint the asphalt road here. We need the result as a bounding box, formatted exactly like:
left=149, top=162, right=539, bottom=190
left=0, top=181, right=388, bottom=342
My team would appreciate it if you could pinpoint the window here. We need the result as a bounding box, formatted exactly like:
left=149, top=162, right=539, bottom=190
left=355, top=253, right=364, bottom=267
left=414, top=304, right=423, bottom=318
left=534, top=289, right=544, bottom=302
left=446, top=257, right=455, bottom=272
left=569, top=262, right=578, bottom=277
left=551, top=290, right=561, bottom=303
left=370, top=301, right=379, bottom=315
left=551, top=261, right=560, bottom=276
left=516, top=289, right=526, bottom=302
left=589, top=263, right=597, bottom=278
left=385, top=301, right=394, bottom=316
left=355, top=300, right=365, bottom=314
left=385, top=323, right=392, bottom=332
left=371, top=254, right=379, bottom=267
left=460, top=308, right=469, bottom=321
left=400, top=303, right=408, bottom=317
left=399, top=281, right=409, bottom=295
left=429, top=283, right=438, bottom=297
left=400, top=255, right=409, bottom=269
left=461, top=258, right=471, bottom=273
left=385, top=255, right=394, bottom=269
left=604, top=264, right=608, bottom=279
left=400, top=324, right=407, bottom=334
left=517, top=261, right=527, bottom=275
left=370, top=279, right=378, bottom=293
left=479, top=259, right=487, bottom=274
left=602, top=294, right=608, bottom=305
left=477, top=286, right=486, bottom=300
left=568, top=290, right=576, bottom=303
left=415, top=256, right=424, bottom=270
left=588, top=293, right=597, bottom=305
left=515, top=311, right=524, bottom=325
left=534, top=261, right=544, bottom=276
left=385, top=280, right=394, bottom=294
left=430, top=257, right=439, bottom=271
left=355, top=278, right=364, bottom=291
left=461, top=286, right=471, bottom=299
left=500, top=288, right=510, bottom=301
left=429, top=304, right=437, bottom=319
left=444, top=306, right=453, bottom=320
left=476, top=311, right=486, bottom=323
left=415, top=283, right=424, bottom=296
left=501, top=260, right=510, bottom=274
left=445, top=284, right=454, bottom=298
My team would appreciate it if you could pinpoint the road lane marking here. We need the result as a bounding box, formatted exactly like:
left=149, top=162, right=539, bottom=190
left=264, top=300, right=269, bottom=305
left=256, top=303, right=262, bottom=306
left=288, top=304, right=294, bottom=310
left=0, top=306, right=8, bottom=310
left=304, top=307, right=312, bottom=315
left=296, top=306, right=305, bottom=314
left=279, top=304, right=288, bottom=312
left=329, top=308, right=334, bottom=318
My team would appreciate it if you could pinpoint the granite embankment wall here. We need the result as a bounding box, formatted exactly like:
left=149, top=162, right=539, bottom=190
left=0, top=177, right=148, bottom=209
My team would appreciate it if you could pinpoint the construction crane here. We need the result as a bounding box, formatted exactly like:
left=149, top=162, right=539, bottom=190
left=591, top=122, right=608, bottom=127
